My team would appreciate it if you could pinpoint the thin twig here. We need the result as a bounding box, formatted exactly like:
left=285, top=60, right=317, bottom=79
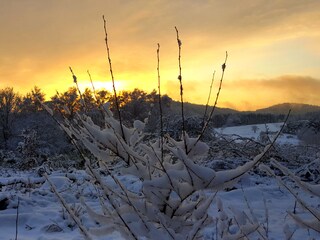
left=175, top=26, right=187, bottom=153
left=96, top=18, right=139, bottom=166
left=263, top=165, right=320, bottom=224
left=69, top=67, right=87, bottom=112
left=202, top=70, right=215, bottom=128
left=85, top=163, right=139, bottom=240
left=201, top=51, right=228, bottom=138
left=39, top=100, right=87, bottom=167
left=263, top=196, right=269, bottom=238
left=102, top=15, right=126, bottom=141
left=15, top=197, right=19, bottom=240
left=43, top=173, right=93, bottom=240
left=187, top=51, right=228, bottom=155
left=240, top=184, right=268, bottom=240
left=102, top=15, right=126, bottom=142
left=87, top=70, right=107, bottom=126
left=157, top=43, right=164, bottom=162
left=98, top=162, right=151, bottom=234
left=87, top=70, right=98, bottom=103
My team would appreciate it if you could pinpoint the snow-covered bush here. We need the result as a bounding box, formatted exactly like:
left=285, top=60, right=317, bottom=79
left=40, top=99, right=280, bottom=239
left=17, top=129, right=40, bottom=158
left=284, top=120, right=320, bottom=146
left=16, top=129, right=49, bottom=169
left=298, top=126, right=320, bottom=146
left=283, top=121, right=306, bottom=135
left=163, top=115, right=215, bottom=141
left=251, top=125, right=259, bottom=133
left=38, top=20, right=285, bottom=239
left=0, top=149, right=20, bottom=165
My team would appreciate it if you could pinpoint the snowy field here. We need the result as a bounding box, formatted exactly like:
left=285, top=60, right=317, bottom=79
left=216, top=122, right=301, bottom=145
left=0, top=123, right=319, bottom=240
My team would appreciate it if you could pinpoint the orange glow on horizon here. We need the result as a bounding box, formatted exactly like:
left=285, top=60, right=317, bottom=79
left=77, top=80, right=125, bottom=94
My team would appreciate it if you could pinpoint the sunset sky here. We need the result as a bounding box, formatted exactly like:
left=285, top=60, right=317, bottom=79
left=1, top=0, right=320, bottom=110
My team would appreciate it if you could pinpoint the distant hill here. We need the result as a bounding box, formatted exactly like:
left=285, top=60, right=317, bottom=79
left=169, top=101, right=320, bottom=117
left=164, top=101, right=319, bottom=127
left=255, top=103, right=320, bottom=115
left=170, top=101, right=238, bottom=116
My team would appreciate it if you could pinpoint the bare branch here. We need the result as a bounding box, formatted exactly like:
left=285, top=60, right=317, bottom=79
left=175, top=26, right=187, bottom=153
left=102, top=15, right=126, bottom=141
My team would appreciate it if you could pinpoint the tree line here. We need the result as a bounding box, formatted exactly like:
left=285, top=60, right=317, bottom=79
left=0, top=86, right=173, bottom=149
left=1, top=85, right=318, bottom=152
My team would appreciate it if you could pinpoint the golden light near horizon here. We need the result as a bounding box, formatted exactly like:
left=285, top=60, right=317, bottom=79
left=77, top=80, right=125, bottom=94
left=1, top=1, right=320, bottom=110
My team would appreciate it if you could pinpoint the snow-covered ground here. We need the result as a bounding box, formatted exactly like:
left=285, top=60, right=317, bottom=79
left=0, top=170, right=319, bottom=240
left=0, top=123, right=318, bottom=240
left=0, top=170, right=124, bottom=240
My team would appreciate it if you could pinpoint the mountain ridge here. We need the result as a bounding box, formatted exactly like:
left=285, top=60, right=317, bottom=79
left=254, top=103, right=320, bottom=115
left=171, top=101, right=320, bottom=116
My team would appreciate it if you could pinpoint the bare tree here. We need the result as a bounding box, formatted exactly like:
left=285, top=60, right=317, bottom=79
left=19, top=86, right=45, bottom=113
left=0, top=87, right=20, bottom=148
left=51, top=87, right=80, bottom=119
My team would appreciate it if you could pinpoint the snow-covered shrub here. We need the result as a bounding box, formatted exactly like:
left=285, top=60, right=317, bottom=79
left=251, top=125, right=259, bottom=133
left=16, top=129, right=48, bottom=169
left=17, top=129, right=40, bottom=158
left=298, top=126, right=320, bottom=146
left=283, top=121, right=306, bottom=135
left=283, top=120, right=320, bottom=146
left=37, top=19, right=287, bottom=239
left=0, top=149, right=21, bottom=165
left=163, top=115, right=214, bottom=141
left=41, top=100, right=279, bottom=239
left=47, top=153, right=83, bottom=170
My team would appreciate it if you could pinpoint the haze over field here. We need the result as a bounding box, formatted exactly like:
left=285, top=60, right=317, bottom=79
left=1, top=0, right=320, bottom=110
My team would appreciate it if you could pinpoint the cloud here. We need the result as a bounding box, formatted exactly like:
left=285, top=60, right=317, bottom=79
left=164, top=75, right=320, bottom=111
left=221, top=75, right=320, bottom=110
